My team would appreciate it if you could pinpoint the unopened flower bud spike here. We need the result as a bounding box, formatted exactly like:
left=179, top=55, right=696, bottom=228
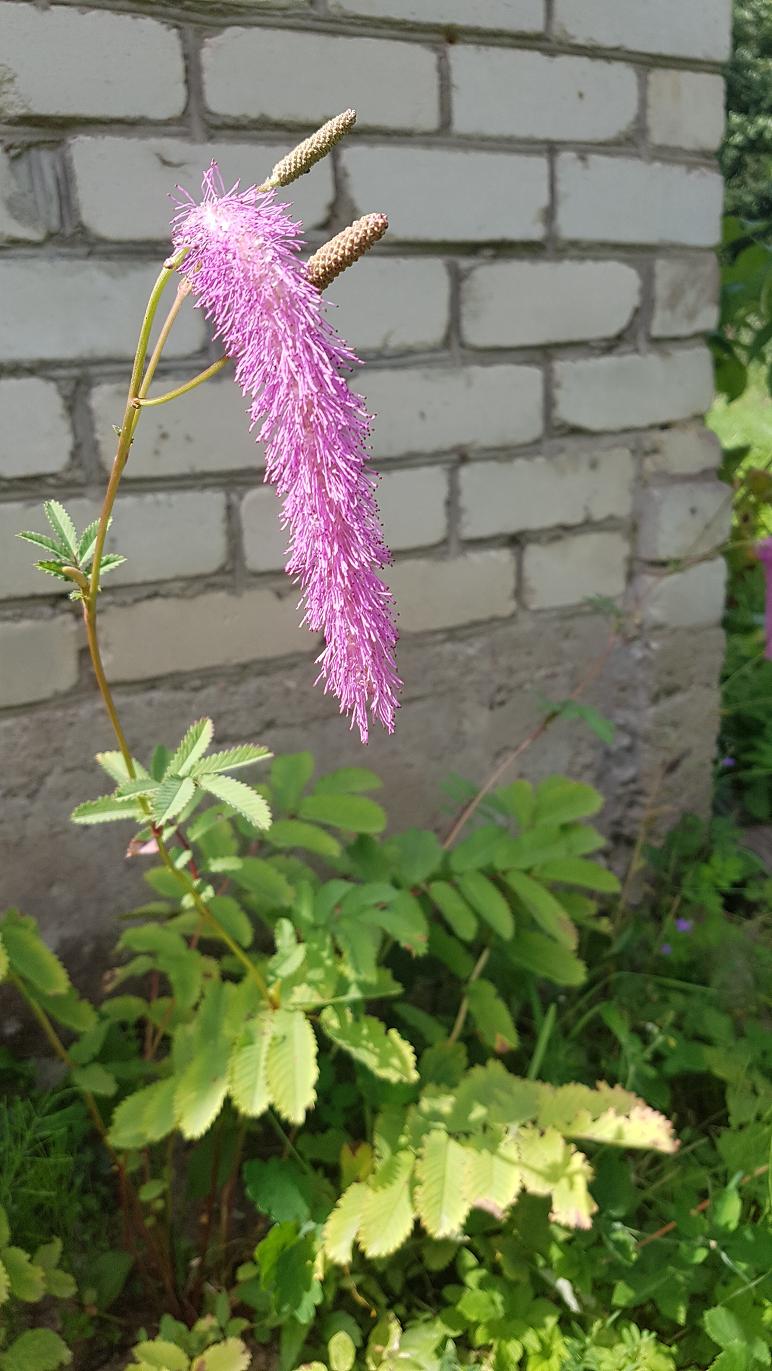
left=259, top=108, right=357, bottom=190
left=306, top=212, right=389, bottom=291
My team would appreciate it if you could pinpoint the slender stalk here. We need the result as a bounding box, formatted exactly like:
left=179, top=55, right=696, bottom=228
left=136, top=357, right=228, bottom=408
left=527, top=1001, right=556, bottom=1080
left=448, top=945, right=491, bottom=1045
left=135, top=278, right=192, bottom=404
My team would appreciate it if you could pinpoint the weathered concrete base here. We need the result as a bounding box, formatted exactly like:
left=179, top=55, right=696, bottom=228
left=0, top=614, right=724, bottom=986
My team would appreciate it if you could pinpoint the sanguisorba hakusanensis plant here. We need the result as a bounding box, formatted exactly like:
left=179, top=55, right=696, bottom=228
left=1, top=113, right=681, bottom=1367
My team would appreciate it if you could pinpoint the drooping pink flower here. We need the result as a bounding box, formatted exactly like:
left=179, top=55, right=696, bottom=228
left=755, top=536, right=772, bottom=661
left=170, top=164, right=400, bottom=742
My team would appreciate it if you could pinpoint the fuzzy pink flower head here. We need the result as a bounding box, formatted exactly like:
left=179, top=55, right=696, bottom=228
left=171, top=164, right=401, bottom=742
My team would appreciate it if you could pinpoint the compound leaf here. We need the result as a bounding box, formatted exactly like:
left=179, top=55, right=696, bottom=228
left=320, top=1007, right=418, bottom=1084
left=166, top=718, right=214, bottom=777
left=198, top=774, right=271, bottom=831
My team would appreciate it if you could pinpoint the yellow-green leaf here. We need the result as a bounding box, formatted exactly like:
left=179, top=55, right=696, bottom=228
left=266, top=1009, right=318, bottom=1125
left=320, top=1007, right=418, bottom=1084
left=324, top=1183, right=368, bottom=1265
left=414, top=1130, right=470, bottom=1238
left=357, top=1153, right=415, bottom=1258
left=228, top=1013, right=275, bottom=1118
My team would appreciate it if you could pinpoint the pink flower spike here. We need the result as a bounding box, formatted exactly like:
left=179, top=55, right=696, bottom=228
left=756, top=536, right=772, bottom=661
left=171, top=163, right=401, bottom=742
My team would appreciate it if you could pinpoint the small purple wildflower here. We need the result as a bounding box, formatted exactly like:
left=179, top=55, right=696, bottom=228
left=674, top=917, right=694, bottom=934
left=720, top=756, right=736, bottom=769
left=755, top=536, right=772, bottom=661
left=171, top=164, right=401, bottom=743
left=659, top=943, right=672, bottom=956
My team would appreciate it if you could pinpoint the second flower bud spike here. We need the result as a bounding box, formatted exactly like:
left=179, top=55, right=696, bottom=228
left=307, top=213, right=389, bottom=291
left=259, top=109, right=357, bottom=190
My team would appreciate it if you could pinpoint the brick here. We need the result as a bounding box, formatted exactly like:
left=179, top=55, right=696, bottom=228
left=388, top=550, right=515, bottom=631
left=0, top=5, right=184, bottom=120
left=451, top=48, right=637, bottom=141
left=240, top=487, right=288, bottom=573
left=0, top=617, right=79, bottom=708
left=651, top=256, right=720, bottom=338
left=91, top=378, right=262, bottom=479
left=461, top=260, right=640, bottom=348
left=326, top=259, right=449, bottom=352
left=523, top=531, right=628, bottom=608
left=203, top=29, right=439, bottom=131
left=0, top=492, right=227, bottom=598
left=643, top=425, right=721, bottom=477
left=342, top=147, right=549, bottom=242
left=637, top=481, right=730, bottom=561
left=329, top=0, right=544, bottom=30
left=460, top=447, right=634, bottom=538
left=359, top=364, right=544, bottom=457
left=554, top=348, right=714, bottom=432
left=101, top=588, right=312, bottom=681
left=0, top=149, right=49, bottom=242
left=638, top=558, right=726, bottom=629
left=554, top=0, right=732, bottom=62
left=0, top=380, right=72, bottom=478
left=648, top=70, right=725, bottom=153
left=0, top=261, right=206, bottom=364
left=557, top=155, right=724, bottom=248
left=70, top=137, right=334, bottom=241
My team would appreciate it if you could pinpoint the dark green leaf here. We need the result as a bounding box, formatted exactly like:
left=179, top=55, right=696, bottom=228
left=298, top=793, right=386, bottom=834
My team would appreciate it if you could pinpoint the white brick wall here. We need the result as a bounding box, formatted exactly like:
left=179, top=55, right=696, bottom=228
left=554, top=0, right=732, bottom=62
left=0, top=261, right=206, bottom=363
left=461, top=261, right=640, bottom=348
left=557, top=155, right=724, bottom=247
left=0, top=380, right=72, bottom=478
left=554, top=348, right=714, bottom=432
left=359, top=365, right=544, bottom=457
left=70, top=137, right=335, bottom=240
left=651, top=256, right=720, bottom=338
left=202, top=29, right=439, bottom=131
left=460, top=448, right=634, bottom=538
left=342, top=148, right=549, bottom=241
left=0, top=5, right=185, bottom=120
left=0, top=617, right=79, bottom=708
left=0, top=0, right=730, bottom=873
left=648, top=71, right=726, bottom=153
left=451, top=49, right=638, bottom=141
left=90, top=378, right=262, bottom=478
left=101, top=588, right=312, bottom=681
left=389, top=551, right=515, bottom=631
left=1, top=493, right=227, bottom=598
left=329, top=0, right=545, bottom=29
left=523, top=531, right=628, bottom=609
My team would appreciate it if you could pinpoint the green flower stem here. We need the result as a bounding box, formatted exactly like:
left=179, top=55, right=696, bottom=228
left=136, top=356, right=229, bottom=408
left=448, top=944, right=490, bottom=1045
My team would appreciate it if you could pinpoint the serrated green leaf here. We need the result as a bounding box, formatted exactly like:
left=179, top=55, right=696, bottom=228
left=0, top=1327, right=73, bottom=1371
left=98, top=553, right=125, bottom=576
left=33, top=1240, right=75, bottom=1301
left=320, top=1007, right=418, bottom=1083
left=315, top=766, right=382, bottom=794
left=196, top=1340, right=251, bottom=1371
left=165, top=717, right=214, bottom=777
left=501, top=869, right=577, bottom=948
left=120, top=924, right=189, bottom=959
left=36, top=986, right=97, bottom=1032
left=0, top=934, right=8, bottom=984
left=94, top=751, right=150, bottom=784
left=130, top=1342, right=188, bottom=1371
left=428, top=925, right=475, bottom=979
left=455, top=872, right=514, bottom=940
left=71, top=795, right=143, bottom=824
left=2, top=1247, right=44, bottom=1302
left=533, top=776, right=603, bottom=826
left=266, top=1009, right=318, bottom=1124
left=465, top=979, right=518, bottom=1053
left=18, top=529, right=70, bottom=559
left=299, top=792, right=386, bottom=834
left=71, top=1063, right=117, bottom=1096
left=324, top=1184, right=368, bottom=1265
left=228, top=1013, right=275, bottom=1119
left=32, top=560, right=73, bottom=582
left=198, top=774, right=271, bottom=830
left=427, top=881, right=477, bottom=941
left=0, top=913, right=69, bottom=996
left=463, top=1136, right=522, bottom=1220
left=108, top=1076, right=177, bottom=1150
left=414, top=1130, right=470, bottom=1239
left=152, top=775, right=196, bottom=825
left=76, top=517, right=101, bottom=564
left=507, top=931, right=586, bottom=986
left=361, top=889, right=429, bottom=957
left=270, top=752, right=315, bottom=812
left=534, top=857, right=620, bottom=894
left=0, top=1255, right=9, bottom=1307
left=268, top=819, right=341, bottom=857
left=386, top=828, right=442, bottom=884
left=191, top=744, right=270, bottom=775
left=43, top=500, right=78, bottom=556
left=517, top=1126, right=597, bottom=1229
left=358, top=1153, right=415, bottom=1258
left=207, top=894, right=253, bottom=948
left=449, top=825, right=504, bottom=874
